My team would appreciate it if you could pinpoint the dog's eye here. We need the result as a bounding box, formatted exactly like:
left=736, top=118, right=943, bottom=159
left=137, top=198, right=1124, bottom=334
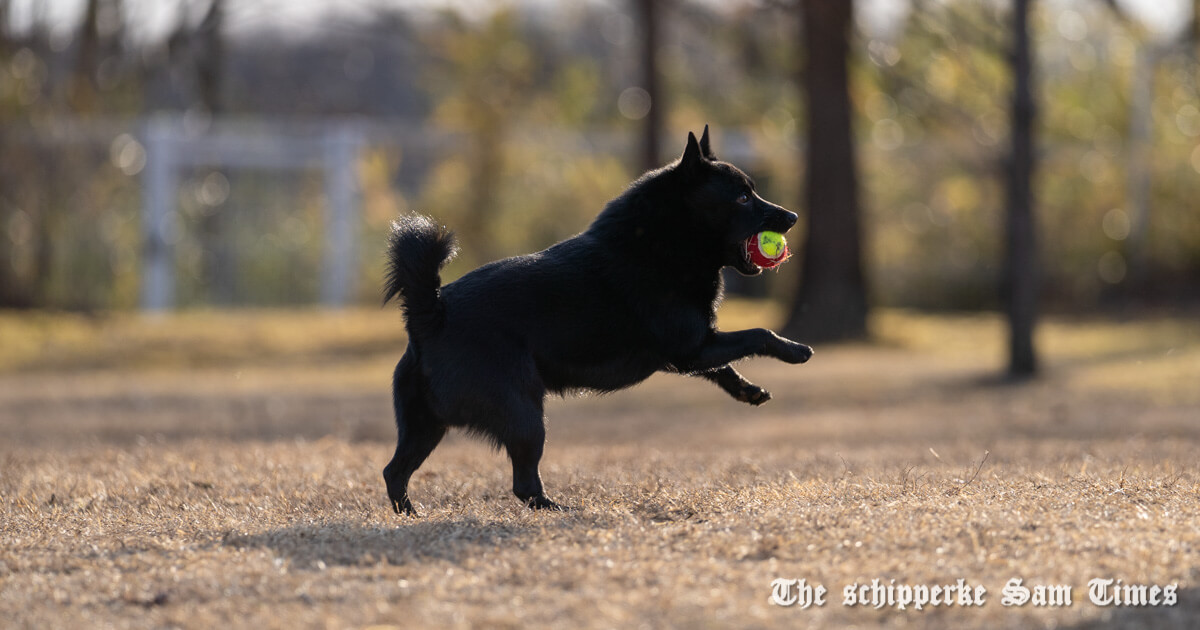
left=736, top=193, right=750, bottom=205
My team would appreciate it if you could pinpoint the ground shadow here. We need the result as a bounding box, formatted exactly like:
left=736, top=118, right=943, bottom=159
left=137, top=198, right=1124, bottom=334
left=224, top=517, right=535, bottom=568
left=1061, top=584, right=1200, bottom=630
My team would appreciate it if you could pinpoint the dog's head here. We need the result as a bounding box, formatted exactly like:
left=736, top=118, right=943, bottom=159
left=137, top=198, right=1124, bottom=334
left=674, top=126, right=798, bottom=276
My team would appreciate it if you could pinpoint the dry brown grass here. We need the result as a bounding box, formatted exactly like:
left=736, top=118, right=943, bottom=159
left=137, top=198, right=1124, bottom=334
left=2, top=304, right=1199, bottom=629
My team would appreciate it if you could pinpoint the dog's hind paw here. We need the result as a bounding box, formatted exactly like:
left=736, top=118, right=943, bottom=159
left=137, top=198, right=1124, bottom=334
left=392, top=498, right=419, bottom=517
left=524, top=496, right=572, bottom=512
left=736, top=385, right=772, bottom=406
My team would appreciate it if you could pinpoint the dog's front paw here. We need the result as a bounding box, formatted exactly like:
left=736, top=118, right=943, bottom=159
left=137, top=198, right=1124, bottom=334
left=780, top=341, right=814, bottom=364
left=737, top=385, right=772, bottom=406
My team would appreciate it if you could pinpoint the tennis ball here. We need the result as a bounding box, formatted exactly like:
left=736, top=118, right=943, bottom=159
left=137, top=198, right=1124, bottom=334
left=745, top=231, right=789, bottom=268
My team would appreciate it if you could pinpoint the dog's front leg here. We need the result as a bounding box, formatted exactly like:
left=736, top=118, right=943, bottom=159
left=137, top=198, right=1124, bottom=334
left=699, top=365, right=772, bottom=406
left=677, top=328, right=812, bottom=373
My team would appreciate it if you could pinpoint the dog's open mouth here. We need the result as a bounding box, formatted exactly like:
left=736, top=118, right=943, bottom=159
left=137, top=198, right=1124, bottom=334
left=732, top=241, right=763, bottom=276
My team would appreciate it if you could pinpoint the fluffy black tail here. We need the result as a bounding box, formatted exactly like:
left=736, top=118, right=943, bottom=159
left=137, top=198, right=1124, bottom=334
left=384, top=215, right=458, bottom=341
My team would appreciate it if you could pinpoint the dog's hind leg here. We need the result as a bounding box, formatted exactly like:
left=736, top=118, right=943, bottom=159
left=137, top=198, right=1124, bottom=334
left=384, top=413, right=445, bottom=516
left=503, top=401, right=565, bottom=511
left=698, top=365, right=772, bottom=406
left=384, top=353, right=446, bottom=517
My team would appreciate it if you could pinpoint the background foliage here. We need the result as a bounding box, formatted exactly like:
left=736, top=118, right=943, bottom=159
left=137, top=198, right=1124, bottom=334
left=0, top=0, right=1197, bottom=311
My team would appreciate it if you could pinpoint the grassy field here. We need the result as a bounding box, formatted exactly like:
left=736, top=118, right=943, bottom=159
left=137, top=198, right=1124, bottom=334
left=2, top=304, right=1199, bottom=629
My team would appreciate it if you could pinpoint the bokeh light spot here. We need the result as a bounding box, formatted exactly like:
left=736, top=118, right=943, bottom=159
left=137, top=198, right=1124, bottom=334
left=617, top=87, right=651, bottom=121
left=1102, top=208, right=1130, bottom=241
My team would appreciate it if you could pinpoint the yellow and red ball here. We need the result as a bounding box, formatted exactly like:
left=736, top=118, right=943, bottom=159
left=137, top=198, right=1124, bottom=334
left=745, top=231, right=789, bottom=268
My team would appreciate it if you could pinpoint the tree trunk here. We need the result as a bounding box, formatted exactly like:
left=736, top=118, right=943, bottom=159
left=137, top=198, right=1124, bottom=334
left=196, top=0, right=224, bottom=115
left=0, top=0, right=16, bottom=306
left=1193, top=0, right=1199, bottom=45
left=1124, top=44, right=1154, bottom=285
left=70, top=0, right=102, bottom=113
left=636, top=0, right=663, bottom=172
left=1003, top=0, right=1038, bottom=377
left=195, top=0, right=236, bottom=303
left=783, top=0, right=868, bottom=342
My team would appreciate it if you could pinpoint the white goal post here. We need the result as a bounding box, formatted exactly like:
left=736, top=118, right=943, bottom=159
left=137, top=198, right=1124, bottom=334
left=139, top=116, right=363, bottom=310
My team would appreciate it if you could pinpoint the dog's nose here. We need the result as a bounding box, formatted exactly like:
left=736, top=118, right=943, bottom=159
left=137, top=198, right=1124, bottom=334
left=779, top=209, right=798, bottom=232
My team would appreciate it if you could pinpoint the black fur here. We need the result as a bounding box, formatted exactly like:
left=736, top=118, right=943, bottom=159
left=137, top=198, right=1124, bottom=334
left=383, top=126, right=812, bottom=515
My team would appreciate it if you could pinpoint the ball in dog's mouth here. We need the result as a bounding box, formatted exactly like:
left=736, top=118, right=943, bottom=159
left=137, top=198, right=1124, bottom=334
left=744, top=231, right=789, bottom=270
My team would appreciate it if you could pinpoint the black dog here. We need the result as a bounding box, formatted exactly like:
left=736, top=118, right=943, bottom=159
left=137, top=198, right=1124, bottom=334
left=383, top=126, right=812, bottom=515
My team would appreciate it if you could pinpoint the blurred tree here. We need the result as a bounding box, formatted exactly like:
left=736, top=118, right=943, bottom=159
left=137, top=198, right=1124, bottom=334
left=1100, top=0, right=1200, bottom=287
left=424, top=10, right=534, bottom=266
left=1003, top=0, right=1038, bottom=377
left=0, top=6, right=43, bottom=309
left=193, top=0, right=233, bottom=304
left=164, top=0, right=224, bottom=113
left=635, top=0, right=664, bottom=171
left=68, top=0, right=125, bottom=114
left=0, top=0, right=18, bottom=307
left=162, top=0, right=233, bottom=303
left=72, top=0, right=104, bottom=113
left=195, top=0, right=224, bottom=115
left=784, top=0, right=869, bottom=342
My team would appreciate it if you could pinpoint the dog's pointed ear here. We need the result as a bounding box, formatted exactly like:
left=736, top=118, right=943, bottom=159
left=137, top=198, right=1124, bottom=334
left=699, top=124, right=715, bottom=160
left=680, top=131, right=703, bottom=170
